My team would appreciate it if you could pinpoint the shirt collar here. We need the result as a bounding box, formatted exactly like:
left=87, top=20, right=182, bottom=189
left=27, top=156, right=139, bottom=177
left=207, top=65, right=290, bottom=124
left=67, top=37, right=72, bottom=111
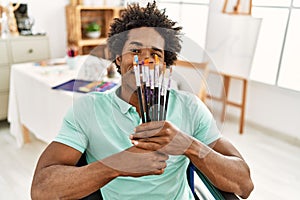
left=113, top=87, right=133, bottom=114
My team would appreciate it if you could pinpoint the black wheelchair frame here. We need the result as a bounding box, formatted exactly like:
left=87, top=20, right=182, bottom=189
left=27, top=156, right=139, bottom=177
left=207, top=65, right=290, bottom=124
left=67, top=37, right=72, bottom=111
left=77, top=152, right=239, bottom=200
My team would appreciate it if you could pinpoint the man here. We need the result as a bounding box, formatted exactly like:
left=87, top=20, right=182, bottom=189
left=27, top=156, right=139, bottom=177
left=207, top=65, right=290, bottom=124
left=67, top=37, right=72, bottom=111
left=31, top=2, right=253, bottom=199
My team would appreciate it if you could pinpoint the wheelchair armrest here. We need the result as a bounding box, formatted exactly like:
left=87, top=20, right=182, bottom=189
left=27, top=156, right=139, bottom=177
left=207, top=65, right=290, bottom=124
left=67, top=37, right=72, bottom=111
left=76, top=152, right=103, bottom=200
left=193, top=166, right=240, bottom=200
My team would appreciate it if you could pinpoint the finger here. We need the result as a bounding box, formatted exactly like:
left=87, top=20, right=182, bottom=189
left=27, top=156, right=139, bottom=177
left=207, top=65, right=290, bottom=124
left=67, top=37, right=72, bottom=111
left=131, top=139, right=161, bottom=151
left=133, top=136, right=166, bottom=145
left=131, top=129, right=161, bottom=140
left=160, top=161, right=167, bottom=169
left=155, top=161, right=167, bottom=170
left=153, top=168, right=165, bottom=175
left=134, top=121, right=165, bottom=133
left=158, top=153, right=169, bottom=161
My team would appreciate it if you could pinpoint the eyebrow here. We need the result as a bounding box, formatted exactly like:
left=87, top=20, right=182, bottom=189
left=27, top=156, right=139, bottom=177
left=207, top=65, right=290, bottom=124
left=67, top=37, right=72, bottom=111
left=129, top=41, right=163, bottom=53
left=129, top=41, right=143, bottom=47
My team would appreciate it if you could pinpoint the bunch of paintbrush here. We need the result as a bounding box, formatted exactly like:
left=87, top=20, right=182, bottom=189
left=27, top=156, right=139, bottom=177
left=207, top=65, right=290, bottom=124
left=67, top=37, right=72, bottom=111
left=133, top=55, right=173, bottom=123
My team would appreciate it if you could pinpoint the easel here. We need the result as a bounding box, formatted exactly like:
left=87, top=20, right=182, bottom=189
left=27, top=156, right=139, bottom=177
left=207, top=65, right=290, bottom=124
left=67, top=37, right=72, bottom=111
left=207, top=71, right=248, bottom=134
left=207, top=0, right=253, bottom=134
left=222, top=0, right=252, bottom=15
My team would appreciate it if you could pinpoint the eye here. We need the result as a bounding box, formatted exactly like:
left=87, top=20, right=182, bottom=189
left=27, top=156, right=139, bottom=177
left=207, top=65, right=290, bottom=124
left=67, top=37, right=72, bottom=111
left=151, top=52, right=162, bottom=58
left=130, top=49, right=141, bottom=54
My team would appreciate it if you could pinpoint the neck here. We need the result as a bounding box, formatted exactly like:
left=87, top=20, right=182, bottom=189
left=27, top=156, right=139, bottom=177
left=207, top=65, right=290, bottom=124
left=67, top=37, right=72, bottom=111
left=118, top=87, right=141, bottom=115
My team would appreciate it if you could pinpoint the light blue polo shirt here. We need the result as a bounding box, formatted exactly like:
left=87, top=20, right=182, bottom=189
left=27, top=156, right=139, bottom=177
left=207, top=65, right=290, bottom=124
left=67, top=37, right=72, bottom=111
left=54, top=87, right=221, bottom=200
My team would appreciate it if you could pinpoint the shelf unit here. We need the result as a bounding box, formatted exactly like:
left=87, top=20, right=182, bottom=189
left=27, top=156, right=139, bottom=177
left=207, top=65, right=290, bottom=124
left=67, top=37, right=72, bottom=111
left=66, top=5, right=125, bottom=57
left=0, top=36, right=50, bottom=120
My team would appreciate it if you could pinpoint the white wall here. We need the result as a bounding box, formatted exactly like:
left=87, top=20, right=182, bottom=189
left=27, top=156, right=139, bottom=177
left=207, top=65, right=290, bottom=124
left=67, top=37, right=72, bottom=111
left=1, top=0, right=69, bottom=58
left=246, top=81, right=300, bottom=140
left=27, top=0, right=69, bottom=58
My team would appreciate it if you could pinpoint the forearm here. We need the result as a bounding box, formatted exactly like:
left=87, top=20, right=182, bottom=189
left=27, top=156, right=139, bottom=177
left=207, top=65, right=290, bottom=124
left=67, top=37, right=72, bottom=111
left=185, top=139, right=253, bottom=199
left=31, top=161, right=118, bottom=200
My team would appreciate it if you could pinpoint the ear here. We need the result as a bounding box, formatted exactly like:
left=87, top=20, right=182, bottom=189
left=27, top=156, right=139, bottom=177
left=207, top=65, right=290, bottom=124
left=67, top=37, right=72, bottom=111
left=116, top=55, right=122, bottom=66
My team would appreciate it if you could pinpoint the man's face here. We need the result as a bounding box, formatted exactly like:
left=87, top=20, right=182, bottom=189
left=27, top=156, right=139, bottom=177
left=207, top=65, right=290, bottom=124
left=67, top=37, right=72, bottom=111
left=116, top=27, right=165, bottom=95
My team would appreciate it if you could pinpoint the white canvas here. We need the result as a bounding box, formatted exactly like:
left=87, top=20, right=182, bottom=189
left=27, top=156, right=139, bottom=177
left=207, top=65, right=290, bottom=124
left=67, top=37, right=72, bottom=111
left=205, top=1, right=262, bottom=78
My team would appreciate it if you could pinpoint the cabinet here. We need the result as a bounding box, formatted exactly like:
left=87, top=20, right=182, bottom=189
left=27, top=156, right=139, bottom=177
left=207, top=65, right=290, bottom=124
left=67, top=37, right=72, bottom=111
left=66, top=5, right=124, bottom=57
left=0, top=36, right=50, bottom=120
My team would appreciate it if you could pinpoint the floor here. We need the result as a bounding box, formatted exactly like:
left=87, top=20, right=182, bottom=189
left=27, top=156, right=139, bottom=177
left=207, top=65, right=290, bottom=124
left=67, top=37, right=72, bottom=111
left=0, top=119, right=299, bottom=200
left=222, top=121, right=300, bottom=200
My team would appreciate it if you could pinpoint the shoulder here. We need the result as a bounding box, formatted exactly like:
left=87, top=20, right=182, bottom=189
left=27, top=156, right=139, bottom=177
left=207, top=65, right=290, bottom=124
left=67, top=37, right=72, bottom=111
left=170, top=89, right=205, bottom=108
left=62, top=91, right=115, bottom=128
left=74, top=90, right=114, bottom=105
left=170, top=89, right=212, bottom=121
left=68, top=91, right=114, bottom=117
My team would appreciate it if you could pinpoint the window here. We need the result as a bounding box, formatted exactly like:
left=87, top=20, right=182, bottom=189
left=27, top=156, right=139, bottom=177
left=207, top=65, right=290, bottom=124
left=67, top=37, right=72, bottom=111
left=250, top=7, right=289, bottom=84
left=278, top=9, right=300, bottom=91
left=158, top=2, right=181, bottom=23
left=252, top=0, right=291, bottom=7
left=158, top=1, right=208, bottom=49
left=180, top=4, right=208, bottom=47
left=294, top=0, right=300, bottom=7
left=158, top=0, right=300, bottom=92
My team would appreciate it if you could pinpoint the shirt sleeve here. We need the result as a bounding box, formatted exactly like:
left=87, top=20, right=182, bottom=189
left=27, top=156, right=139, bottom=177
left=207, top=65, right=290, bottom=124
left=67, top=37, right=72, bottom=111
left=54, top=99, right=88, bottom=153
left=192, top=97, right=221, bottom=145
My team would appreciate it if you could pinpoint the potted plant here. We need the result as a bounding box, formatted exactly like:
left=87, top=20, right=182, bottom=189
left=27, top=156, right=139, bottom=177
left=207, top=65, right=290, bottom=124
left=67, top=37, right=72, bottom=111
left=85, top=22, right=101, bottom=38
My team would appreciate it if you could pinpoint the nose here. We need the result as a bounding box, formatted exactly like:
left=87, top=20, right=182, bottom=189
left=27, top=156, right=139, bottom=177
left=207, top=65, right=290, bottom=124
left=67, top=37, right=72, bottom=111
left=140, top=49, right=154, bottom=63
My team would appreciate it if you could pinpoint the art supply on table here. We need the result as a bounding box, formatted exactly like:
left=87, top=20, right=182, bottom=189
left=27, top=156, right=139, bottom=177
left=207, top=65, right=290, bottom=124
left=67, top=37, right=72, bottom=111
left=67, top=46, right=78, bottom=57
left=52, top=79, right=90, bottom=93
left=52, top=79, right=117, bottom=93
left=94, top=82, right=117, bottom=92
left=79, top=81, right=103, bottom=92
left=66, top=46, right=79, bottom=69
left=37, top=58, right=66, bottom=67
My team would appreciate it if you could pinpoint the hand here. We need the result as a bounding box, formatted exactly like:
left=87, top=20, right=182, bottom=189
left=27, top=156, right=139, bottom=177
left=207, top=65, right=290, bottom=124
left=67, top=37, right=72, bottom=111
left=101, top=146, right=168, bottom=177
left=130, top=121, right=193, bottom=155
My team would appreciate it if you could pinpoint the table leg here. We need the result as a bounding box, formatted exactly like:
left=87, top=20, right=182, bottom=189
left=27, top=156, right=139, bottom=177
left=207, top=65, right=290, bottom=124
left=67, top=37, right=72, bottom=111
left=221, top=75, right=230, bottom=122
left=22, top=125, right=31, bottom=143
left=239, top=79, right=248, bottom=134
